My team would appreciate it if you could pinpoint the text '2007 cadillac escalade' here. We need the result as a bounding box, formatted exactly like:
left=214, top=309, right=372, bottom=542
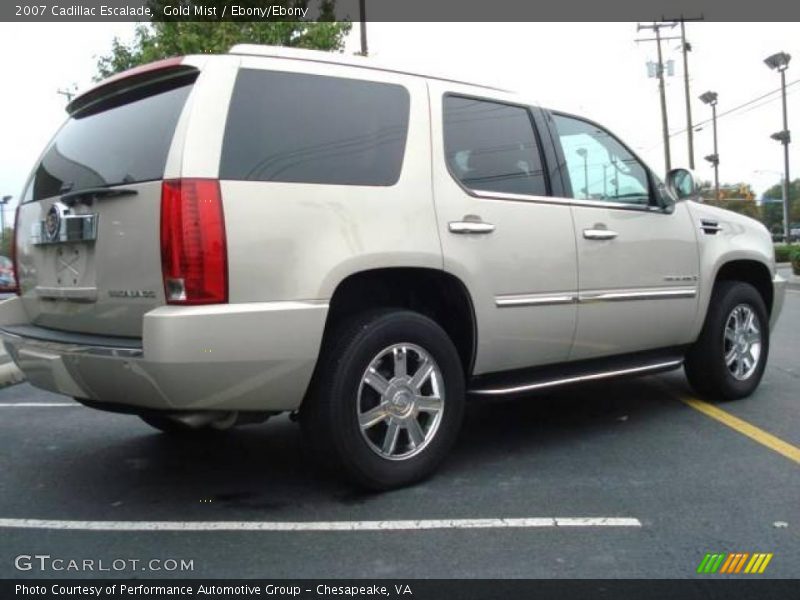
left=0, top=46, right=787, bottom=489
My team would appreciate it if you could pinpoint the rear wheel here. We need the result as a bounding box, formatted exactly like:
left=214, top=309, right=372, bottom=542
left=685, top=281, right=769, bottom=401
left=301, top=309, right=465, bottom=490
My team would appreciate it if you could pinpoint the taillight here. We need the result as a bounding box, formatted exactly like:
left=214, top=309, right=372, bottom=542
left=11, top=204, right=20, bottom=295
left=160, top=179, right=228, bottom=305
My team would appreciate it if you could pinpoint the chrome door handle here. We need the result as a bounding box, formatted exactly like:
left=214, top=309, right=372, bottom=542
left=449, top=221, right=495, bottom=234
left=583, top=228, right=618, bottom=240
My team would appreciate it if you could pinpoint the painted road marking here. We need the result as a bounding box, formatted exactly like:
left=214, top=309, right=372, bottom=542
left=0, top=403, right=78, bottom=407
left=681, top=396, right=800, bottom=465
left=0, top=517, right=641, bottom=532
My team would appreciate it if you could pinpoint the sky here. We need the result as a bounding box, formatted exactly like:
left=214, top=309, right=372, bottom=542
left=0, top=21, right=798, bottom=223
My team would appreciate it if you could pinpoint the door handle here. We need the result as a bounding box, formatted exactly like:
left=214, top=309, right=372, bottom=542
left=583, top=228, right=618, bottom=240
left=449, top=220, right=495, bottom=234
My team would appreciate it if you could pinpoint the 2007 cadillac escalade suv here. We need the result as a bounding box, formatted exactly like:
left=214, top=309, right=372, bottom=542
left=0, top=46, right=786, bottom=489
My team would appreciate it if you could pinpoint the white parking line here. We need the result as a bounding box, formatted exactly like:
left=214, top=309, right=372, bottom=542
left=0, top=517, right=641, bottom=532
left=0, top=403, right=78, bottom=407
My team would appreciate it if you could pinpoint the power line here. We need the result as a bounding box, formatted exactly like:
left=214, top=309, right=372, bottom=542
left=639, top=79, right=800, bottom=153
left=673, top=79, right=800, bottom=138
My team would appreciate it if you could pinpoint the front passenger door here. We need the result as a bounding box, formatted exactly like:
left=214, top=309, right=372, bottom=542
left=549, top=113, right=700, bottom=360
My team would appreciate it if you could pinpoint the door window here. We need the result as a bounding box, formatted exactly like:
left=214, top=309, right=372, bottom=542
left=552, top=114, right=651, bottom=205
left=443, top=96, right=548, bottom=197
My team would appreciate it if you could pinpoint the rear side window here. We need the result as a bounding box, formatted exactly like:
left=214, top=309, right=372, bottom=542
left=443, top=95, right=548, bottom=197
left=28, top=82, right=193, bottom=202
left=220, top=70, right=410, bottom=186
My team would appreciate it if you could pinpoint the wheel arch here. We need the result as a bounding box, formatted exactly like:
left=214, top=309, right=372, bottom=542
left=713, top=259, right=774, bottom=317
left=320, top=267, right=478, bottom=377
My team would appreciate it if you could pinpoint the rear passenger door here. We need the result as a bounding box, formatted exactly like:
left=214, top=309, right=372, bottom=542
left=429, top=82, right=579, bottom=375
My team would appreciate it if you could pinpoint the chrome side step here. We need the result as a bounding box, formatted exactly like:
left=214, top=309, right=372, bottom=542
left=468, top=358, right=683, bottom=397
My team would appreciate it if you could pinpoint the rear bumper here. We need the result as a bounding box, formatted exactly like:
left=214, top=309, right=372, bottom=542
left=770, top=273, right=786, bottom=331
left=0, top=297, right=327, bottom=412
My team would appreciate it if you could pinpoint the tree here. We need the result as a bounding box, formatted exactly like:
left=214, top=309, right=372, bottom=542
left=0, top=228, right=12, bottom=258
left=96, top=1, right=351, bottom=80
left=761, top=178, right=800, bottom=232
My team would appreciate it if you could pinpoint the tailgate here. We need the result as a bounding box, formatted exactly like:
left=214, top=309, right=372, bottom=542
left=15, top=66, right=197, bottom=337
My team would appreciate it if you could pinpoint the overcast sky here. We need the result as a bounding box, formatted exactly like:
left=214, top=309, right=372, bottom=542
left=0, top=21, right=797, bottom=220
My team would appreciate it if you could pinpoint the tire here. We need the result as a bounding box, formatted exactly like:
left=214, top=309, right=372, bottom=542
left=684, top=281, right=769, bottom=401
left=301, top=309, right=465, bottom=490
left=138, top=412, right=238, bottom=434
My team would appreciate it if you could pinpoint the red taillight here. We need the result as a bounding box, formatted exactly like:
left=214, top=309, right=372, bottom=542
left=11, top=204, right=20, bottom=295
left=160, top=179, right=228, bottom=305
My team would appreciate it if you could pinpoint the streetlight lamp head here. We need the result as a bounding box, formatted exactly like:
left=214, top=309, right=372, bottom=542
left=0, top=196, right=12, bottom=205
left=576, top=148, right=588, bottom=157
left=699, top=91, right=718, bottom=105
left=770, top=130, right=791, bottom=144
left=764, top=51, right=791, bottom=71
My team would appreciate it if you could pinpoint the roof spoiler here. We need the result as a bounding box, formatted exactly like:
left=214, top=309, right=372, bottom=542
left=67, top=57, right=197, bottom=116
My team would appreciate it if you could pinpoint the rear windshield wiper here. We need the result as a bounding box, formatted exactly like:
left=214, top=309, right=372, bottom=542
left=60, top=187, right=138, bottom=207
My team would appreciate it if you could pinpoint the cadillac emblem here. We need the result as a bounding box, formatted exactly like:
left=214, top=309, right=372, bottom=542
left=44, top=202, right=68, bottom=242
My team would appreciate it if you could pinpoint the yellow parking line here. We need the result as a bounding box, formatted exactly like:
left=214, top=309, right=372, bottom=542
left=681, top=397, right=800, bottom=465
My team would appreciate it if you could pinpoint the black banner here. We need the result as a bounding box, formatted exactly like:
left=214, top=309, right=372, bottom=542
left=4, top=580, right=800, bottom=600
left=3, top=0, right=800, bottom=23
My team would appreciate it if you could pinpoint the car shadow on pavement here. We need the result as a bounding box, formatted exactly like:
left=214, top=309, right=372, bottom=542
left=2, top=374, right=691, bottom=519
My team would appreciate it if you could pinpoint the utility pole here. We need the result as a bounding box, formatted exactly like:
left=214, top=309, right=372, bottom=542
left=359, top=0, right=368, bottom=56
left=663, top=15, right=704, bottom=170
left=637, top=22, right=679, bottom=174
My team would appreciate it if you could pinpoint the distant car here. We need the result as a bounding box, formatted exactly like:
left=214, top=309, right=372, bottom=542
left=0, top=256, right=15, bottom=291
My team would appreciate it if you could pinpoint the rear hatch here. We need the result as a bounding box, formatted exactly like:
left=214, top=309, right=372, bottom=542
left=15, top=60, right=198, bottom=337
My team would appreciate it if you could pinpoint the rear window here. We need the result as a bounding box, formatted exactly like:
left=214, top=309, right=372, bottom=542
left=26, top=82, right=193, bottom=202
left=220, top=69, right=410, bottom=186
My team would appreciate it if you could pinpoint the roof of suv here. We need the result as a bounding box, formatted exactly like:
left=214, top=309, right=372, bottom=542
left=228, top=44, right=509, bottom=92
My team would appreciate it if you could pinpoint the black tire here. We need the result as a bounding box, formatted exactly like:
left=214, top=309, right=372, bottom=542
left=684, top=281, right=769, bottom=401
left=301, top=309, right=465, bottom=490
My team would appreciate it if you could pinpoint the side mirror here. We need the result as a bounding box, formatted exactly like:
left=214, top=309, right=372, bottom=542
left=665, top=168, right=699, bottom=201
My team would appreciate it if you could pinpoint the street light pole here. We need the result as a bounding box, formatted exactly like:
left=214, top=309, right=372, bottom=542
left=779, top=68, right=791, bottom=242
left=765, top=51, right=792, bottom=243
left=712, top=102, right=719, bottom=202
left=700, top=91, right=719, bottom=202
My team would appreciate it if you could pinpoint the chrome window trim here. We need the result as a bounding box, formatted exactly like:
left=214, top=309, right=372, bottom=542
left=470, top=188, right=668, bottom=213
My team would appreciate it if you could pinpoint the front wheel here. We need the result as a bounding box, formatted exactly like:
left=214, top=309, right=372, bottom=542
left=685, top=281, right=769, bottom=401
left=301, top=310, right=465, bottom=490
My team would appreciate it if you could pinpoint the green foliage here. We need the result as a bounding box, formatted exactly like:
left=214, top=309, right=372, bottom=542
left=0, top=228, right=12, bottom=258
left=774, top=244, right=793, bottom=262
left=96, top=1, right=351, bottom=80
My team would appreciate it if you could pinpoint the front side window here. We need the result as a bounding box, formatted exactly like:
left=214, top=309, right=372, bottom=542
left=552, top=114, right=651, bottom=205
left=443, top=95, right=547, bottom=197
left=220, top=70, right=410, bottom=187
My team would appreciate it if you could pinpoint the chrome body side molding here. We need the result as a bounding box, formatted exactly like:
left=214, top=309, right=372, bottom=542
left=495, top=287, right=697, bottom=307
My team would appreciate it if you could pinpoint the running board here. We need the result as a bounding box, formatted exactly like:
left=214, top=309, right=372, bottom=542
left=468, top=349, right=685, bottom=397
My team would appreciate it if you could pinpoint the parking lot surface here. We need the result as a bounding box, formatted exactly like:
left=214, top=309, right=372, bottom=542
left=0, top=291, right=798, bottom=579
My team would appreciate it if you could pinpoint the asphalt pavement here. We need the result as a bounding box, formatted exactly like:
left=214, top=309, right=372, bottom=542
left=0, top=291, right=797, bottom=579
